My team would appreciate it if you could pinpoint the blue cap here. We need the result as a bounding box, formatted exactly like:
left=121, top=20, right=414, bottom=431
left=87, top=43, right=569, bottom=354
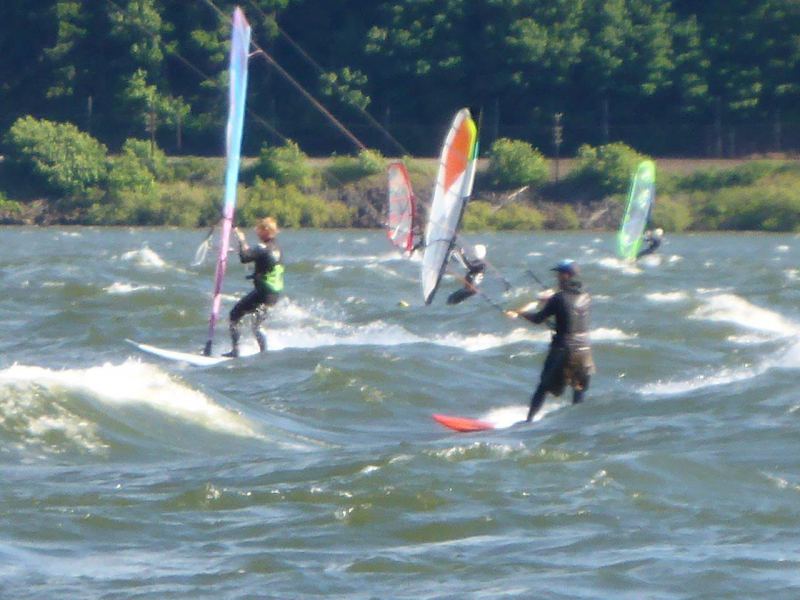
left=551, top=259, right=578, bottom=275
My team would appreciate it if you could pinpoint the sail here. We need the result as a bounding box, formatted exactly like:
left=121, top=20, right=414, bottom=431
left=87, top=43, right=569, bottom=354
left=617, top=160, right=656, bottom=261
left=421, top=108, right=478, bottom=304
left=386, top=162, right=417, bottom=252
left=204, top=7, right=251, bottom=356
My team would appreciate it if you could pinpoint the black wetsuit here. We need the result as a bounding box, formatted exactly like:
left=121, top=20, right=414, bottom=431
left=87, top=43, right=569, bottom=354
left=447, top=249, right=486, bottom=305
left=519, top=279, right=594, bottom=421
left=228, top=240, right=283, bottom=355
left=637, top=234, right=662, bottom=258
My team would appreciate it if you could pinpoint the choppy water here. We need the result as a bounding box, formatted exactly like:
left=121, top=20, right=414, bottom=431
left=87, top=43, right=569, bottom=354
left=1, top=228, right=800, bottom=599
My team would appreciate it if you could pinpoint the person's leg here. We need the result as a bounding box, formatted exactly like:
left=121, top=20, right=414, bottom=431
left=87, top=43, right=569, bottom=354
left=527, top=347, right=566, bottom=421
left=225, top=291, right=260, bottom=357
left=251, top=305, right=268, bottom=352
left=572, top=375, right=589, bottom=404
left=527, top=383, right=547, bottom=422
left=446, top=287, right=476, bottom=305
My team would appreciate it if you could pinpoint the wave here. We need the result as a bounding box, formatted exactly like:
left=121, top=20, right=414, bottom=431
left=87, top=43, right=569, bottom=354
left=593, top=256, right=641, bottom=275
left=640, top=363, right=768, bottom=397
left=0, top=361, right=262, bottom=455
left=645, top=291, right=689, bottom=303
left=478, top=402, right=561, bottom=428
left=691, top=293, right=799, bottom=337
left=324, top=252, right=400, bottom=264
left=119, top=244, right=167, bottom=269
left=104, top=282, right=165, bottom=295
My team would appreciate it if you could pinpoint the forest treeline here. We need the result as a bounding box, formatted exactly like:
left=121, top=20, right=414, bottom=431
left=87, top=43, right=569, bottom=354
left=2, top=0, right=799, bottom=158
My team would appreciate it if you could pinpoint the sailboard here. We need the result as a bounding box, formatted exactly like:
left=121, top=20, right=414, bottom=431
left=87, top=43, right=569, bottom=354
left=617, top=160, right=656, bottom=261
left=421, top=108, right=478, bottom=304
left=126, top=340, right=259, bottom=367
left=386, top=162, right=417, bottom=253
left=433, top=413, right=495, bottom=432
left=129, top=8, right=252, bottom=364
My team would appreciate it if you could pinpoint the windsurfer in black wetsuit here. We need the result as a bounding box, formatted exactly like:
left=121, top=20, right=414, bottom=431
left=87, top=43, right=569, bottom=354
left=222, top=217, right=284, bottom=358
left=637, top=227, right=664, bottom=259
left=447, top=244, right=487, bottom=305
left=505, top=259, right=595, bottom=421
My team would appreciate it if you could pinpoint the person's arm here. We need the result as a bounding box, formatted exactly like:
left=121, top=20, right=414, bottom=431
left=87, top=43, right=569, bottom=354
left=506, top=293, right=557, bottom=322
left=520, top=294, right=558, bottom=324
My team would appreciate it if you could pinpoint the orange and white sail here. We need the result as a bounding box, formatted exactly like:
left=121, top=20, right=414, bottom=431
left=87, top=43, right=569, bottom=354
left=421, top=108, right=478, bottom=304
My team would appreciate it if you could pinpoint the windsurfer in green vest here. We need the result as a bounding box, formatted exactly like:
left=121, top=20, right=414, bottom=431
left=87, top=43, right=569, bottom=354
left=505, top=259, right=595, bottom=421
left=223, top=216, right=284, bottom=357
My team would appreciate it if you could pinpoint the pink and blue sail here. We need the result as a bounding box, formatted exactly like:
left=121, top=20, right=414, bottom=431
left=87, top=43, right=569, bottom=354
left=204, top=7, right=251, bottom=356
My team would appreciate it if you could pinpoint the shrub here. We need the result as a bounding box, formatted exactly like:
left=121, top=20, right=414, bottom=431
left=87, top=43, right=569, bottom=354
left=652, top=195, right=693, bottom=232
left=549, top=205, right=580, bottom=230
left=120, top=138, right=171, bottom=181
left=570, top=142, right=647, bottom=195
left=107, top=149, right=157, bottom=198
left=462, top=200, right=494, bottom=231
left=241, top=177, right=354, bottom=228
left=254, top=140, right=312, bottom=187
left=698, top=184, right=800, bottom=231
left=5, top=116, right=108, bottom=197
left=156, top=181, right=220, bottom=227
left=491, top=202, right=544, bottom=230
left=170, top=156, right=224, bottom=184
left=461, top=199, right=544, bottom=231
left=487, top=138, right=549, bottom=189
left=0, top=194, right=23, bottom=216
left=325, top=149, right=387, bottom=183
left=676, top=160, right=792, bottom=192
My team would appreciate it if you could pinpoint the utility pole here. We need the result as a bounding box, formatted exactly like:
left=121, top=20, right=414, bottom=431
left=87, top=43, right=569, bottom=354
left=147, top=99, right=156, bottom=158
left=553, top=112, right=564, bottom=182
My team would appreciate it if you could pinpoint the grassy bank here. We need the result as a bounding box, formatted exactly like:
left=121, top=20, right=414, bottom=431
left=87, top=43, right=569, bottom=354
left=2, top=145, right=799, bottom=232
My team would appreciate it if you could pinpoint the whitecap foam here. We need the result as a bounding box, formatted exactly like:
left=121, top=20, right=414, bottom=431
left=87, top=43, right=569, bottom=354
left=638, top=254, right=662, bottom=268
left=640, top=363, right=767, bottom=397
left=322, top=265, right=343, bottom=273
left=432, top=328, right=550, bottom=352
left=104, top=282, right=164, bottom=295
left=776, top=245, right=790, bottom=253
left=591, top=327, right=635, bottom=341
left=668, top=254, right=683, bottom=263
left=120, top=245, right=167, bottom=269
left=324, top=252, right=399, bottom=264
left=0, top=361, right=261, bottom=440
left=267, top=321, right=423, bottom=351
left=645, top=291, right=689, bottom=303
left=691, top=294, right=799, bottom=337
left=480, top=404, right=552, bottom=428
left=594, top=256, right=641, bottom=275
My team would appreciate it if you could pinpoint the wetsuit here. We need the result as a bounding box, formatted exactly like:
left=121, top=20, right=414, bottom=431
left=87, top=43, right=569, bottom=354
left=229, top=240, right=283, bottom=355
left=447, top=248, right=486, bottom=305
left=637, top=233, right=662, bottom=258
left=519, top=279, right=595, bottom=421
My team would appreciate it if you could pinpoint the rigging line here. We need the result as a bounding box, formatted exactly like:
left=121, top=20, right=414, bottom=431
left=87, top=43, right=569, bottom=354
left=244, top=0, right=410, bottom=157
left=200, top=0, right=367, bottom=152
left=104, top=0, right=289, bottom=144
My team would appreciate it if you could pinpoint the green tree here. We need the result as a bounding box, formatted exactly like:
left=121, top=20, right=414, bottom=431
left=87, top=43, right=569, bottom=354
left=5, top=116, right=108, bottom=198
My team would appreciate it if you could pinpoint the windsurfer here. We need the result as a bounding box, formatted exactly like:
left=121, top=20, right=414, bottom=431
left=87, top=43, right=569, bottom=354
left=505, top=260, right=595, bottom=421
left=224, top=217, right=284, bottom=357
left=447, top=244, right=487, bottom=305
left=637, top=228, right=664, bottom=258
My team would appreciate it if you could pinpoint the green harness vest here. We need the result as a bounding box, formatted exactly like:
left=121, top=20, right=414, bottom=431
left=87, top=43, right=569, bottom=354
left=259, top=263, right=284, bottom=293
